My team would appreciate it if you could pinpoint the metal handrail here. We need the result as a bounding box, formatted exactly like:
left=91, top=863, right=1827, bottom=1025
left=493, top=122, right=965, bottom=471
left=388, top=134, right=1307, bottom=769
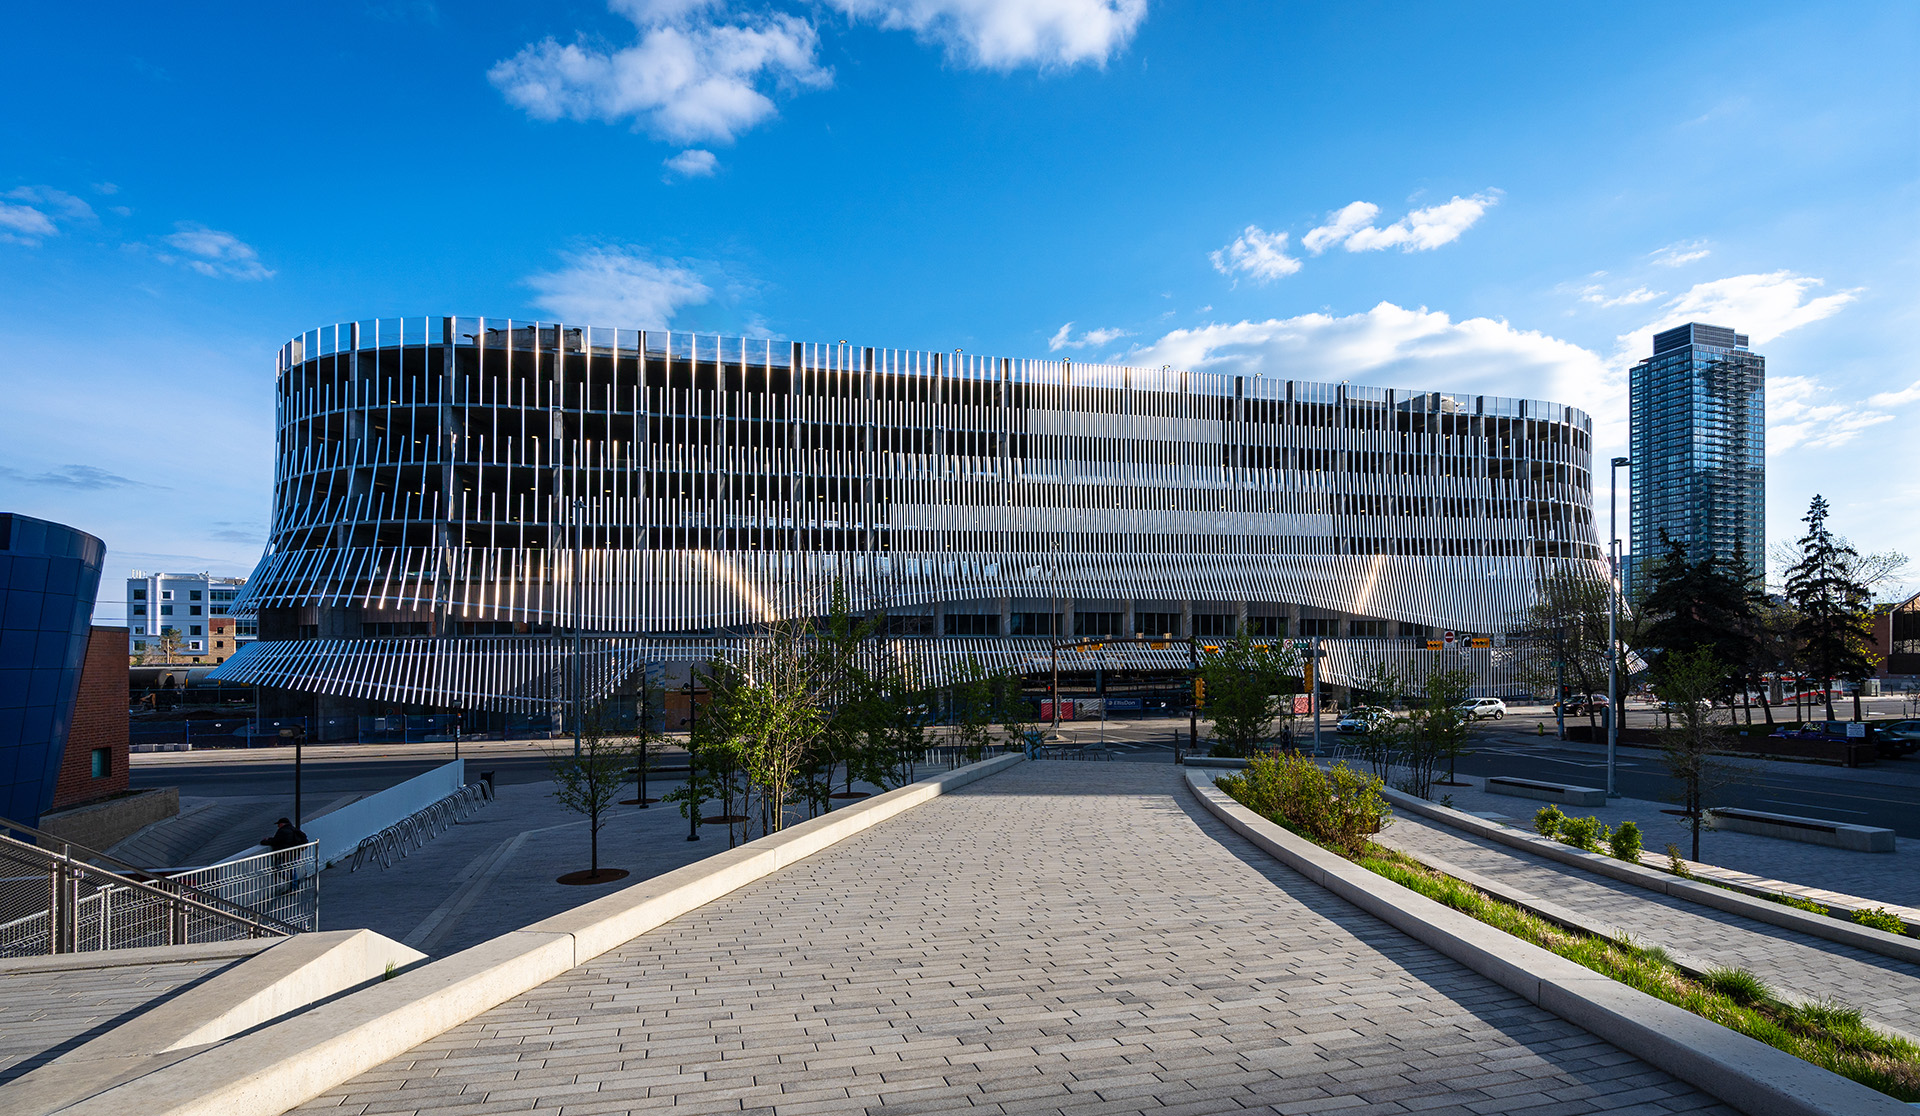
left=0, top=816, right=306, bottom=941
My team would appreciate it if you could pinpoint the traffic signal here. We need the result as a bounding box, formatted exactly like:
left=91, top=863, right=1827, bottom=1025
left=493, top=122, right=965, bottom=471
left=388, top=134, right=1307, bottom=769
left=1303, top=661, right=1315, bottom=691
left=1194, top=677, right=1205, bottom=706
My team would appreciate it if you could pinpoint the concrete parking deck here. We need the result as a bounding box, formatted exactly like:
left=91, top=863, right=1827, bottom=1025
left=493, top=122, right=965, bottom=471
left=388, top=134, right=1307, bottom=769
left=293, top=762, right=1730, bottom=1116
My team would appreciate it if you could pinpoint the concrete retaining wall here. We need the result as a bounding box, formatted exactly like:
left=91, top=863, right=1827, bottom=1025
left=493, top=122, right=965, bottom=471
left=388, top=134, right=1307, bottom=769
left=220, top=760, right=466, bottom=868
left=1708, top=807, right=1895, bottom=853
left=1484, top=776, right=1607, bottom=807
left=36, top=788, right=180, bottom=852
left=1187, top=770, right=1909, bottom=1116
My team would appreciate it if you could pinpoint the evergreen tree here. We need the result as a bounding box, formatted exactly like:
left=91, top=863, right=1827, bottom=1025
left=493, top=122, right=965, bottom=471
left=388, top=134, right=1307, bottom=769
left=1639, top=535, right=1763, bottom=703
left=1782, top=495, right=1880, bottom=721
left=1509, top=570, right=1612, bottom=736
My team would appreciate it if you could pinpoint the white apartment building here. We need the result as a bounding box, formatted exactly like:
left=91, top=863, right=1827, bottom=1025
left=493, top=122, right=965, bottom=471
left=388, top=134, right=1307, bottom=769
left=127, top=571, right=254, bottom=660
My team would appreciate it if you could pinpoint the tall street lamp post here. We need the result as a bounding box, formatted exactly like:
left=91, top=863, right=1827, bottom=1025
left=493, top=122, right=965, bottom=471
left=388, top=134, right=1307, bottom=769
left=572, top=498, right=585, bottom=759
left=279, top=723, right=306, bottom=828
left=683, top=680, right=699, bottom=842
left=1608, top=456, right=1632, bottom=798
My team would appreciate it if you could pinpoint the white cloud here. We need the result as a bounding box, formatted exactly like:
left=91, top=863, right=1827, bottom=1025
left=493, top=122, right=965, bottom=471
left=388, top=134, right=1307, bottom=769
left=1650, top=239, right=1711, bottom=267
left=664, top=148, right=719, bottom=177
left=1768, top=374, right=1894, bottom=453
left=1868, top=379, right=1920, bottom=408
left=1578, top=284, right=1662, bottom=308
left=1046, top=322, right=1130, bottom=351
left=156, top=223, right=274, bottom=280
left=1301, top=201, right=1378, bottom=255
left=824, top=0, right=1146, bottom=69
left=1209, top=225, right=1301, bottom=283
left=1338, top=192, right=1501, bottom=253
left=525, top=246, right=712, bottom=326
left=490, top=3, right=829, bottom=145
left=1126, top=301, right=1625, bottom=446
left=1614, top=270, right=1861, bottom=359
left=0, top=186, right=96, bottom=245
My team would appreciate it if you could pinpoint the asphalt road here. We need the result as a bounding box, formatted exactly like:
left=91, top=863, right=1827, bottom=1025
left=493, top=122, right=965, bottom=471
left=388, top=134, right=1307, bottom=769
left=130, top=753, right=676, bottom=798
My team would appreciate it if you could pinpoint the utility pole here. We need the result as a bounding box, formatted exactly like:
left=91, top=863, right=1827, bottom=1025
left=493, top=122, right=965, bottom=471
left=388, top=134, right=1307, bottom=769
left=1607, top=457, right=1631, bottom=798
left=573, top=497, right=585, bottom=759
left=1310, top=635, right=1322, bottom=757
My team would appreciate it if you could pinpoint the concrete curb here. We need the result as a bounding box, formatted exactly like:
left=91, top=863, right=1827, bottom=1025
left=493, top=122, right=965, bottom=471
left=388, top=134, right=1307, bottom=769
left=0, top=940, right=277, bottom=976
left=42, top=755, right=1024, bottom=1116
left=1381, top=787, right=1920, bottom=966
left=1187, top=770, right=1909, bottom=1116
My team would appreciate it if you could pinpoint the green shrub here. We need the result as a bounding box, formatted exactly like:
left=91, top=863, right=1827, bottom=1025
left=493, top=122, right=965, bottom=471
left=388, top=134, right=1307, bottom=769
left=1216, top=754, right=1390, bottom=855
left=1770, top=893, right=1830, bottom=917
left=1852, top=907, right=1910, bottom=935
left=1560, top=814, right=1604, bottom=852
left=1608, top=820, right=1643, bottom=863
left=1666, top=843, right=1694, bottom=879
left=1533, top=804, right=1566, bottom=838
left=1702, top=967, right=1775, bottom=1006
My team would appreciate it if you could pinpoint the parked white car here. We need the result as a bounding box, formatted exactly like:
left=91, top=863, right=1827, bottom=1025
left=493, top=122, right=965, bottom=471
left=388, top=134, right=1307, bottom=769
left=1456, top=697, right=1507, bottom=720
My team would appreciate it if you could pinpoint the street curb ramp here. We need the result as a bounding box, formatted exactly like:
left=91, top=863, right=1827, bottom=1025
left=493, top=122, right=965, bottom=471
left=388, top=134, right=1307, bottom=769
left=31, top=754, right=1024, bottom=1116
left=1186, top=769, right=1909, bottom=1116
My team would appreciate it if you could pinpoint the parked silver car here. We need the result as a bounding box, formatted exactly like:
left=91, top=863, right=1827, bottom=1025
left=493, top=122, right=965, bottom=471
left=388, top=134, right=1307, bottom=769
left=1455, top=697, right=1507, bottom=720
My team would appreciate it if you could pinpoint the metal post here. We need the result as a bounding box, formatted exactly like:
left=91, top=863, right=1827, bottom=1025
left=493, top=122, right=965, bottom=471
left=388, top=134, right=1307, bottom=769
left=685, top=682, right=699, bottom=842
left=1311, top=635, right=1323, bottom=757
left=573, top=498, right=585, bottom=759
left=452, top=699, right=462, bottom=763
left=1050, top=642, right=1060, bottom=730
left=1607, top=457, right=1630, bottom=798
left=1186, top=637, right=1197, bottom=762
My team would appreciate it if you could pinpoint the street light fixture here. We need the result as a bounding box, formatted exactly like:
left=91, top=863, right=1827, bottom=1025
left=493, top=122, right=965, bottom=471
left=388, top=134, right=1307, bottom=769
left=1608, top=456, right=1632, bottom=798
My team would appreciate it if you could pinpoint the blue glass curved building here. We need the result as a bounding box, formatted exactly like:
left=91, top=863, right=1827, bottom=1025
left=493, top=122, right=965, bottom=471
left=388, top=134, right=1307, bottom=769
left=0, top=514, right=107, bottom=827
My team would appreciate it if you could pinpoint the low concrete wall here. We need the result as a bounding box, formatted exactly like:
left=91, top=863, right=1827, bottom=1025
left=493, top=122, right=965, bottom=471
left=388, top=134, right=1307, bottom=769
left=1181, top=756, right=1249, bottom=769
left=220, top=760, right=465, bottom=868
left=1708, top=807, right=1895, bottom=853
left=1383, top=787, right=1920, bottom=967
left=1484, top=776, right=1607, bottom=807
left=54, top=754, right=1024, bottom=1116
left=36, top=788, right=180, bottom=852
left=1188, top=771, right=1909, bottom=1116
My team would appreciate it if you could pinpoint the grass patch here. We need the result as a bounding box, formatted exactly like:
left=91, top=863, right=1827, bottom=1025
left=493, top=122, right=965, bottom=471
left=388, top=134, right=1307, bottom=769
left=1219, top=776, right=1920, bottom=1102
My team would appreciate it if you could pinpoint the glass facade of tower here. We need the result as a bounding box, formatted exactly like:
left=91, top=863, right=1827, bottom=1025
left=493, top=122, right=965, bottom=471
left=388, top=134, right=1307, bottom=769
left=1628, top=323, right=1765, bottom=590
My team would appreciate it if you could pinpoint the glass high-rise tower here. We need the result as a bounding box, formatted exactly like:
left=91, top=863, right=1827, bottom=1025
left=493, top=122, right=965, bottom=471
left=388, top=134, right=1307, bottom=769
left=1628, top=322, right=1766, bottom=592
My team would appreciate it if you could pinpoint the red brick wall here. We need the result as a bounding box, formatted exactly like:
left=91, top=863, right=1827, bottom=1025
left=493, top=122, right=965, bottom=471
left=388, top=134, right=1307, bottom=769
left=53, top=626, right=131, bottom=809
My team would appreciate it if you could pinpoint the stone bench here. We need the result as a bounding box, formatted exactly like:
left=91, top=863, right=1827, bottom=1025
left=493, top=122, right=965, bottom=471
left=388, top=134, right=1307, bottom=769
left=1707, top=806, right=1896, bottom=852
left=1484, top=776, right=1607, bottom=807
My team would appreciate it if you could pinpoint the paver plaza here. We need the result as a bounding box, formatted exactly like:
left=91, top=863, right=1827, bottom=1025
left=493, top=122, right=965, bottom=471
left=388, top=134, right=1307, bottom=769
left=296, top=762, right=1730, bottom=1116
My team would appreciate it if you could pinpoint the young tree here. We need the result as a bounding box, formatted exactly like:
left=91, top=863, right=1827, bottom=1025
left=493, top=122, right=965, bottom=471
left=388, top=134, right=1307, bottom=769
left=548, top=707, right=632, bottom=882
left=1347, top=656, right=1412, bottom=782
left=1653, top=647, right=1737, bottom=861
left=1200, top=630, right=1299, bottom=757
left=1783, top=495, right=1881, bottom=721
left=1399, top=668, right=1475, bottom=799
left=1510, top=570, right=1613, bottom=737
left=950, top=656, right=998, bottom=762
left=625, top=672, right=669, bottom=807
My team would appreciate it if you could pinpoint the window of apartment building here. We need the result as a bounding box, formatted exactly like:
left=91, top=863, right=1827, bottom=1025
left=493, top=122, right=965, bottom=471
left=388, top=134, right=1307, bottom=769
left=190, top=625, right=202, bottom=636
left=160, top=590, right=173, bottom=601
left=189, top=605, right=202, bottom=615
left=215, top=639, right=227, bottom=650
left=160, top=605, right=173, bottom=616
left=190, top=590, right=202, bottom=600
left=132, top=604, right=146, bottom=616
left=1246, top=616, right=1287, bottom=638
left=189, top=640, right=203, bottom=651
left=1299, top=618, right=1339, bottom=637
left=1349, top=620, right=1389, bottom=639
left=1192, top=613, right=1232, bottom=638
left=1074, top=612, right=1123, bottom=637
left=211, top=605, right=228, bottom=615
left=1135, top=612, right=1178, bottom=637
left=132, top=588, right=146, bottom=600
left=943, top=613, right=995, bottom=636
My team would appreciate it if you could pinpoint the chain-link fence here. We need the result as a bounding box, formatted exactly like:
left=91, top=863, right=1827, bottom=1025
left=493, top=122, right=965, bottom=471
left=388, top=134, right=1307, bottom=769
left=0, top=826, right=308, bottom=957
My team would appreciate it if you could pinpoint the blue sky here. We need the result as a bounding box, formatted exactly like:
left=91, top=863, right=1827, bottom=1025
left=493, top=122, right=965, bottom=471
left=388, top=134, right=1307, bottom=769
left=2, top=1, right=1916, bottom=620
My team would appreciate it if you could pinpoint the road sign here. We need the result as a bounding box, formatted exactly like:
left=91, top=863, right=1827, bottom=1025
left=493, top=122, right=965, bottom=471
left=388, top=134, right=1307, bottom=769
left=1469, top=637, right=1491, bottom=648
left=1442, top=630, right=1456, bottom=646
left=1425, top=640, right=1443, bottom=650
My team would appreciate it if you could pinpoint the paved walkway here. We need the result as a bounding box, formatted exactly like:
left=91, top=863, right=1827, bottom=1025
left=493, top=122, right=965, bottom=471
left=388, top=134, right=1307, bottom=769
left=296, top=762, right=1729, bottom=1116
left=0, top=952, right=244, bottom=1083
left=1373, top=811, right=1920, bottom=1040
